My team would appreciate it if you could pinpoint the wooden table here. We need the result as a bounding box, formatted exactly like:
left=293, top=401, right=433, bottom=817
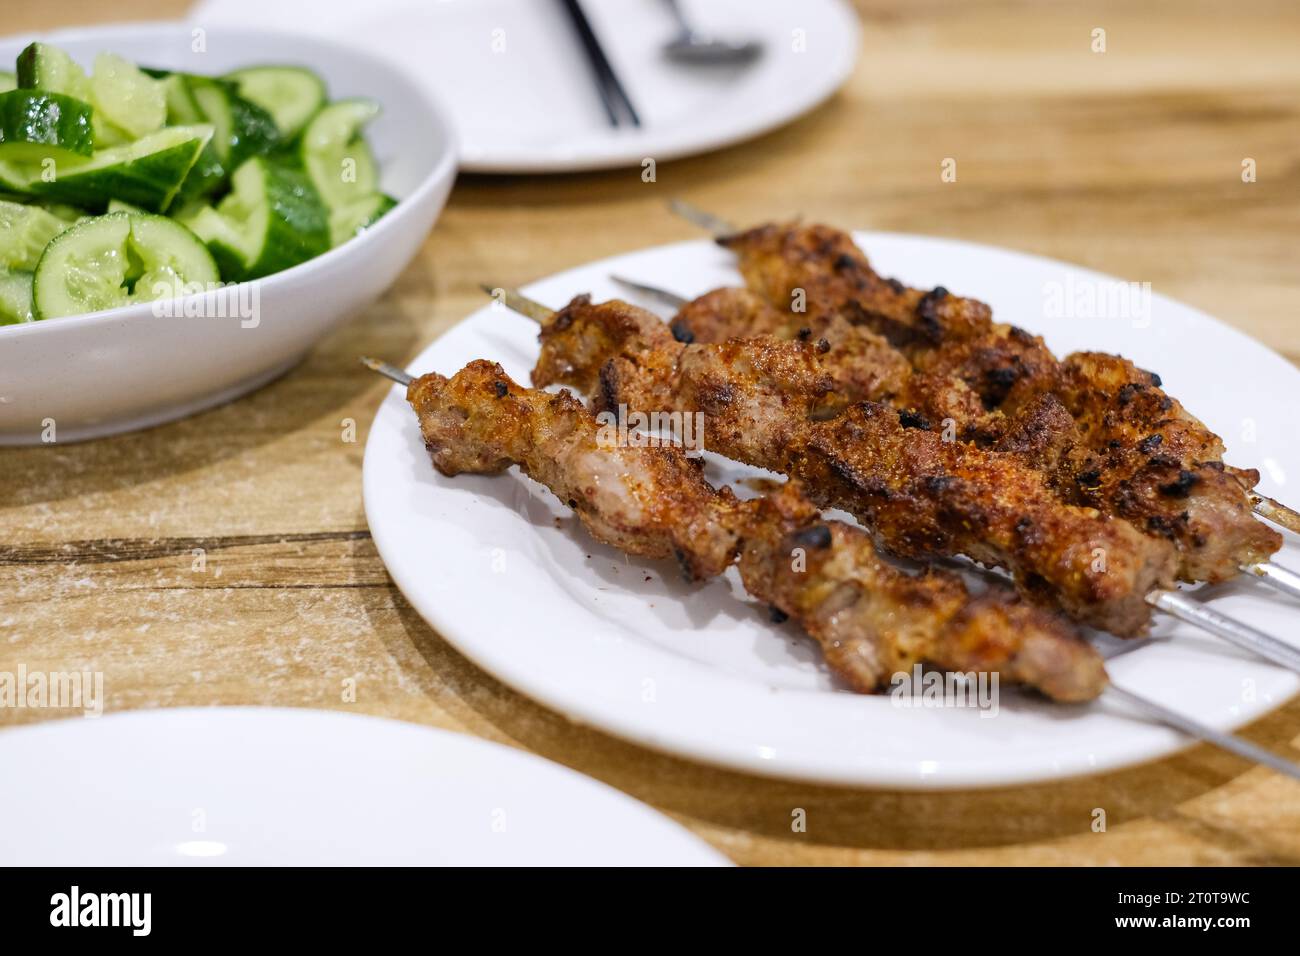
left=4, top=0, right=1299, bottom=865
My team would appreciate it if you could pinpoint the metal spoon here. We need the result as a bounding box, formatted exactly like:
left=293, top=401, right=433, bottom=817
left=662, top=0, right=763, bottom=65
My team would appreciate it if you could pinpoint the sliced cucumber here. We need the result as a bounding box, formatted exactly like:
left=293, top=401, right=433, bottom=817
left=127, top=213, right=221, bottom=303
left=27, top=124, right=213, bottom=214
left=90, top=53, right=166, bottom=139
left=225, top=66, right=325, bottom=140
left=107, top=198, right=146, bottom=214
left=0, top=72, right=16, bottom=95
left=0, top=270, right=35, bottom=323
left=182, top=156, right=327, bottom=280
left=16, top=43, right=92, bottom=101
left=0, top=159, right=32, bottom=193
left=300, top=98, right=379, bottom=209
left=32, top=211, right=218, bottom=319
left=188, top=77, right=281, bottom=168
left=30, top=200, right=84, bottom=222
left=152, top=75, right=230, bottom=200
left=92, top=116, right=134, bottom=148
left=0, top=199, right=69, bottom=270
left=329, top=192, right=396, bottom=247
left=159, top=73, right=203, bottom=124
left=0, top=89, right=95, bottom=162
left=32, top=212, right=132, bottom=317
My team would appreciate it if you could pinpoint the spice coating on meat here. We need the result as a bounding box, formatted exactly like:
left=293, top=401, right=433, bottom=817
left=737, top=484, right=1105, bottom=702
left=406, top=360, right=1106, bottom=701
left=409, top=359, right=737, bottom=580
left=1043, top=353, right=1281, bottom=580
left=719, top=222, right=1002, bottom=357
left=531, top=299, right=1177, bottom=636
left=671, top=287, right=915, bottom=408
left=714, top=222, right=1281, bottom=581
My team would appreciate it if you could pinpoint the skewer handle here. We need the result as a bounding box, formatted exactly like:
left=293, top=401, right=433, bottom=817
left=481, top=284, right=554, bottom=323
left=1149, top=589, right=1300, bottom=673
left=667, top=199, right=735, bottom=237
left=360, top=356, right=414, bottom=386
left=610, top=274, right=689, bottom=310
left=1240, top=560, right=1300, bottom=602
left=1107, top=683, right=1300, bottom=781
left=1252, top=494, right=1300, bottom=534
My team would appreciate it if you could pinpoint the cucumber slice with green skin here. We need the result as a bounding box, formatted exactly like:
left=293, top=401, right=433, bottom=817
left=0, top=270, right=35, bottom=324
left=188, top=77, right=282, bottom=169
left=0, top=90, right=95, bottom=162
left=90, top=53, right=166, bottom=139
left=225, top=66, right=326, bottom=140
left=0, top=72, right=16, bottom=95
left=149, top=74, right=231, bottom=198
left=328, top=192, right=396, bottom=247
left=16, top=43, right=92, bottom=101
left=174, top=138, right=227, bottom=202
left=183, top=156, right=328, bottom=280
left=0, top=199, right=69, bottom=270
left=32, top=211, right=218, bottom=319
left=13, top=45, right=124, bottom=151
left=26, top=124, right=213, bottom=214
left=300, top=98, right=380, bottom=209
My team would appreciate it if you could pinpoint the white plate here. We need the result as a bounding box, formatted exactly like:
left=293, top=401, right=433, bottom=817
left=363, top=235, right=1300, bottom=789
left=0, top=23, right=457, bottom=443
left=0, top=707, right=728, bottom=865
left=190, top=0, right=860, bottom=173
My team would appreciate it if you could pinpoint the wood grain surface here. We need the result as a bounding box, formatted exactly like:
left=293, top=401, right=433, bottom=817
left=3, top=0, right=1299, bottom=865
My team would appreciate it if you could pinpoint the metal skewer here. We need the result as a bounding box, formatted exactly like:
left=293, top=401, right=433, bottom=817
left=1147, top=590, right=1300, bottom=671
left=1250, top=493, right=1300, bottom=535
left=1240, top=560, right=1300, bottom=601
left=1105, top=683, right=1300, bottom=782
left=362, top=350, right=1300, bottom=783
left=489, top=285, right=1300, bottom=672
left=610, top=273, right=691, bottom=310
left=361, top=356, right=413, bottom=386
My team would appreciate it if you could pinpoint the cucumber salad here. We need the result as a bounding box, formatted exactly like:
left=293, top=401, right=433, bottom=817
left=0, top=43, right=396, bottom=324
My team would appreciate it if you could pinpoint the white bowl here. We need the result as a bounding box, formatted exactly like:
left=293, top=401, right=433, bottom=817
left=0, top=23, right=457, bottom=444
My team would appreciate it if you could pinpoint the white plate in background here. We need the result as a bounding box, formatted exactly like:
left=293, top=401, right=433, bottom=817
left=190, top=0, right=860, bottom=172
left=0, top=708, right=729, bottom=865
left=363, top=234, right=1300, bottom=788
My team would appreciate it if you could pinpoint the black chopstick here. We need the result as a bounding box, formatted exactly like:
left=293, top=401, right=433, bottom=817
left=558, top=0, right=642, bottom=127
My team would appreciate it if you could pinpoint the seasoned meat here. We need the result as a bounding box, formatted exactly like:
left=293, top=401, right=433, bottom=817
left=406, top=360, right=1106, bottom=701
left=703, top=222, right=1281, bottom=581
left=531, top=297, right=1178, bottom=636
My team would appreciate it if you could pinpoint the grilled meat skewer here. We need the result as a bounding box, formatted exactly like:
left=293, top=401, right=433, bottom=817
left=400, top=358, right=1106, bottom=701
left=702, top=220, right=1286, bottom=582
left=525, top=294, right=1176, bottom=636
left=502, top=290, right=1300, bottom=671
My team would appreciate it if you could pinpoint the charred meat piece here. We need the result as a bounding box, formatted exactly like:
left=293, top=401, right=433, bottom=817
left=406, top=360, right=1106, bottom=701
